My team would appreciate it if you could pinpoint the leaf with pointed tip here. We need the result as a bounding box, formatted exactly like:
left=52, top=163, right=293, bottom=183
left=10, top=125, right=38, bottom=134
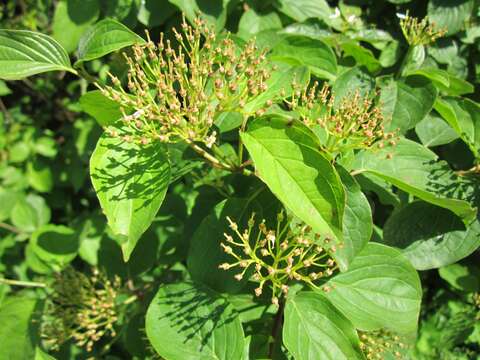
left=352, top=138, right=476, bottom=222
left=76, top=18, right=145, bottom=64
left=270, top=36, right=337, bottom=80
left=336, top=166, right=372, bottom=266
left=0, top=297, right=41, bottom=359
left=324, top=243, right=422, bottom=334
left=378, top=76, right=437, bottom=133
left=90, top=132, right=170, bottom=261
left=384, top=201, right=480, bottom=270
left=241, top=116, right=346, bottom=266
left=415, top=113, right=459, bottom=147
left=0, top=30, right=74, bottom=80
left=434, top=96, right=480, bottom=158
left=145, top=282, right=245, bottom=360
left=283, top=291, right=364, bottom=360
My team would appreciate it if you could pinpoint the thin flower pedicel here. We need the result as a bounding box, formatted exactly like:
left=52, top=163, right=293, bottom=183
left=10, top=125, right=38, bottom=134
left=219, top=212, right=339, bottom=305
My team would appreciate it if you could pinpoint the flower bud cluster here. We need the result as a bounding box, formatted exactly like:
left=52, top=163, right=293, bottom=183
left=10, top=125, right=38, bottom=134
left=288, top=82, right=399, bottom=155
left=359, top=330, right=408, bottom=359
left=41, top=268, right=120, bottom=352
left=99, top=16, right=272, bottom=149
left=219, top=212, right=339, bottom=305
left=399, top=12, right=446, bottom=46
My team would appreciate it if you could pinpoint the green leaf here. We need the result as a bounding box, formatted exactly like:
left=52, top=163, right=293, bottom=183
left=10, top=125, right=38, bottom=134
left=379, top=40, right=402, bottom=67
left=146, top=282, right=245, bottom=360
left=187, top=197, right=262, bottom=294
left=0, top=30, right=74, bottom=80
left=283, top=291, right=364, bottom=360
left=34, top=136, right=58, bottom=158
left=434, top=97, right=480, bottom=158
left=270, top=36, right=337, bottom=81
left=26, top=242, right=53, bottom=274
left=415, top=113, right=459, bottom=147
left=0, top=80, right=11, bottom=96
left=429, top=38, right=459, bottom=66
left=274, top=0, right=333, bottom=23
left=30, top=224, right=79, bottom=269
left=137, top=0, right=177, bottom=27
left=438, top=263, right=480, bottom=292
left=188, top=190, right=280, bottom=293
left=352, top=138, right=476, bottom=221
left=10, top=194, right=51, bottom=233
left=332, top=67, right=375, bottom=106
left=406, top=67, right=474, bottom=96
left=340, top=42, right=382, bottom=73
left=52, top=0, right=100, bottom=53
left=428, top=0, right=475, bottom=35
left=336, top=166, right=372, bottom=266
left=35, top=347, right=56, bottom=360
left=356, top=173, right=400, bottom=207
left=168, top=0, right=232, bottom=32
left=378, top=75, right=437, bottom=133
left=9, top=142, right=30, bottom=163
left=76, top=18, right=145, bottom=64
left=237, top=9, right=282, bottom=40
left=384, top=201, right=480, bottom=270
left=400, top=45, right=425, bottom=75
left=280, top=20, right=332, bottom=42
left=241, top=116, right=346, bottom=264
left=26, top=158, right=54, bottom=193
left=102, top=0, right=136, bottom=22
left=79, top=90, right=123, bottom=126
left=0, top=297, right=41, bottom=360
left=0, top=188, right=20, bottom=221
left=90, top=132, right=171, bottom=261
left=324, top=243, right=422, bottom=334
left=214, top=111, right=243, bottom=133
left=244, top=63, right=310, bottom=115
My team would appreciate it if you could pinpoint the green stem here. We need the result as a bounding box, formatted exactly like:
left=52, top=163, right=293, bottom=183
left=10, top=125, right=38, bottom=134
left=238, top=114, right=250, bottom=166
left=269, top=296, right=285, bottom=358
left=185, top=139, right=234, bottom=171
left=350, top=169, right=366, bottom=176
left=75, top=63, right=97, bottom=83
left=122, top=294, right=138, bottom=305
left=0, top=278, right=46, bottom=288
left=0, top=222, right=21, bottom=234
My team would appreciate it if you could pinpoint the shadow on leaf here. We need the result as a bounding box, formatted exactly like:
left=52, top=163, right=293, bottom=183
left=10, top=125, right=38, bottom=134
left=154, top=283, right=237, bottom=349
left=91, top=137, right=170, bottom=211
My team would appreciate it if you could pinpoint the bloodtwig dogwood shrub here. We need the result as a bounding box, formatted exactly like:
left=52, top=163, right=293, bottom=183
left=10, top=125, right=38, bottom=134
left=0, top=2, right=479, bottom=359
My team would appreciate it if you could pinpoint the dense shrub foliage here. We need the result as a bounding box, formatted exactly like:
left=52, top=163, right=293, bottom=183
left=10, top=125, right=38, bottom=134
left=0, top=0, right=479, bottom=359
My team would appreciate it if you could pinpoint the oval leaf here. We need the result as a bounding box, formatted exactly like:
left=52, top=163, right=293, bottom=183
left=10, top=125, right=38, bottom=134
left=90, top=132, right=170, bottom=261
left=145, top=282, right=245, bottom=360
left=283, top=291, right=364, bottom=360
left=187, top=196, right=268, bottom=294
left=76, top=18, right=145, bottom=64
left=379, top=76, right=437, bottom=133
left=241, top=116, right=346, bottom=264
left=336, top=166, right=372, bottom=265
left=352, top=138, right=476, bottom=222
left=79, top=90, right=123, bottom=126
left=0, top=30, right=73, bottom=80
left=0, top=297, right=41, bottom=359
left=270, top=36, right=337, bottom=80
left=30, top=224, right=79, bottom=269
left=324, top=243, right=422, bottom=334
left=384, top=201, right=480, bottom=270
